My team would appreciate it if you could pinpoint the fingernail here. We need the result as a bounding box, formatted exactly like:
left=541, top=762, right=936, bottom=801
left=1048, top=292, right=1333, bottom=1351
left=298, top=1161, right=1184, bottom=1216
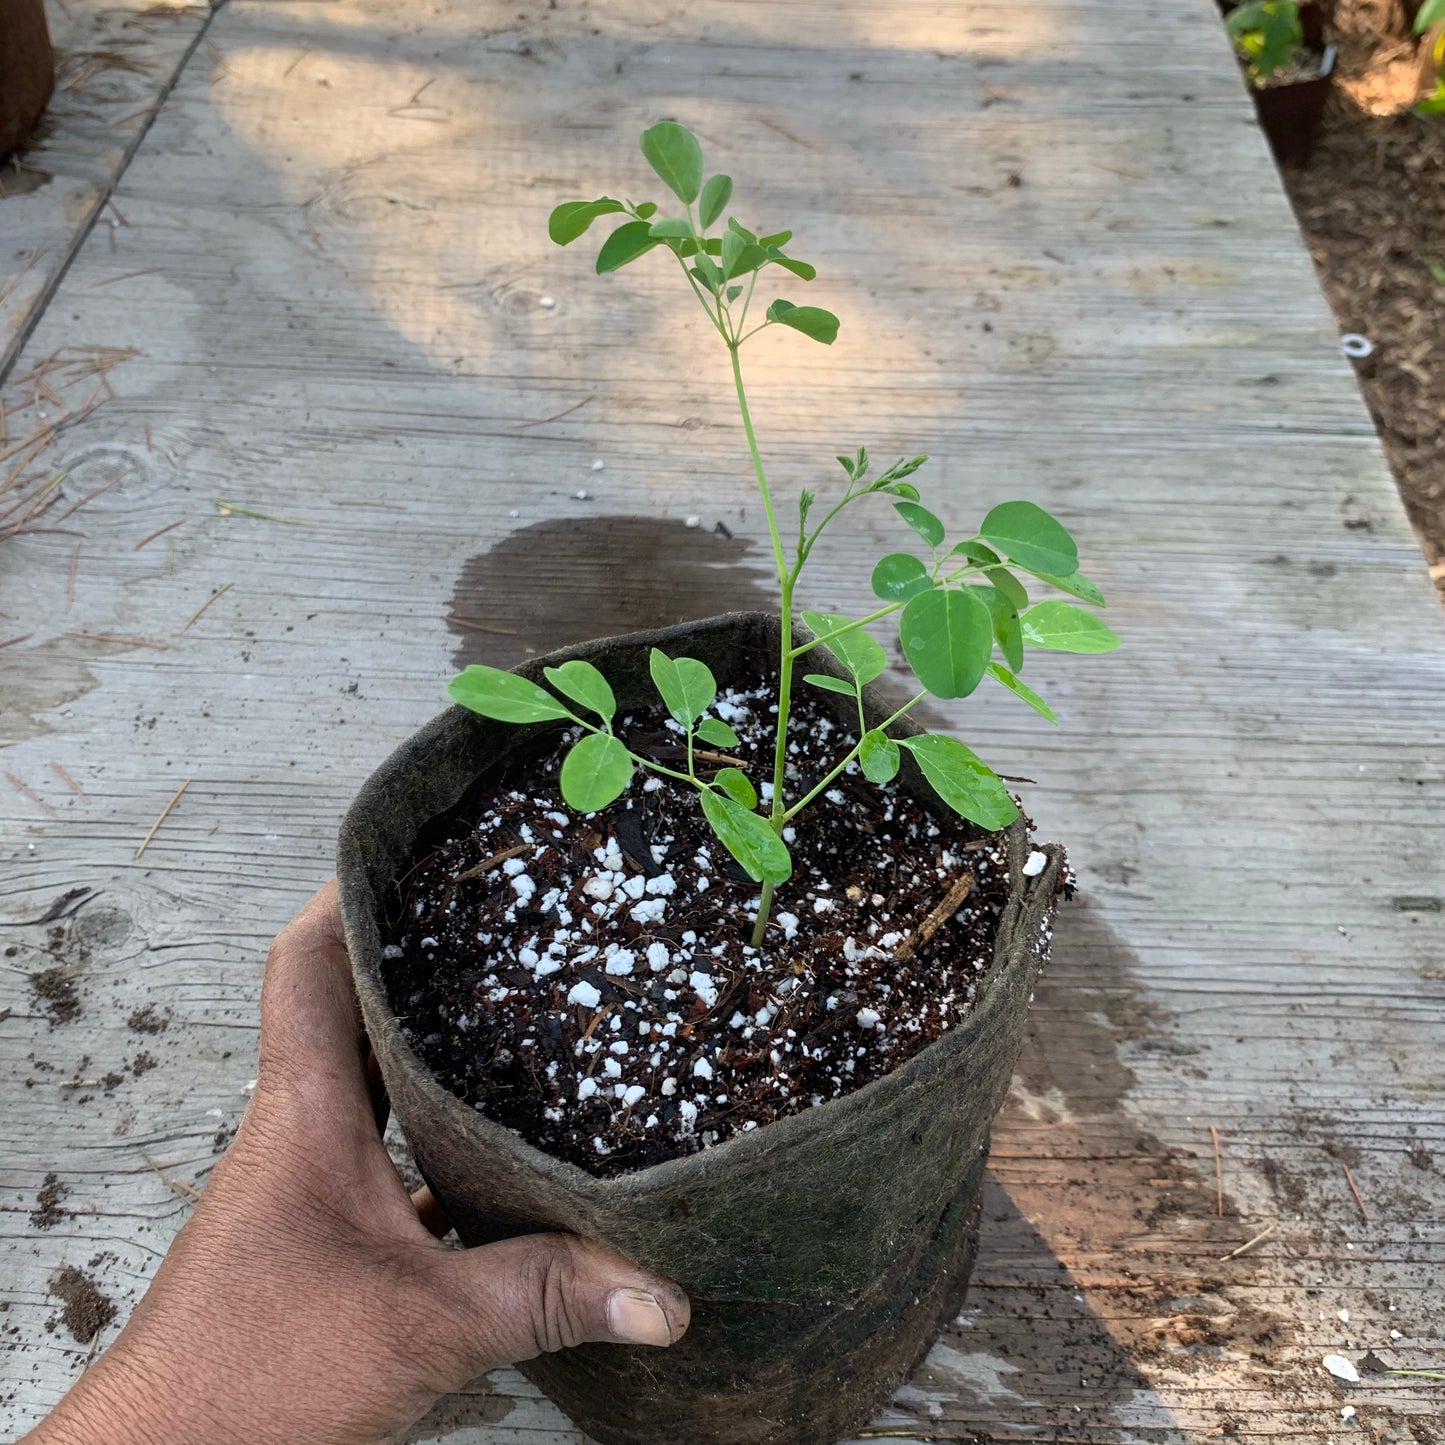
left=607, top=1287, right=674, bottom=1347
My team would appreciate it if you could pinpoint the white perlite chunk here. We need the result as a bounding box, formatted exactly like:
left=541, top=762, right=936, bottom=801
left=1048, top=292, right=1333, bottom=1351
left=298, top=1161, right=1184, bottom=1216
left=503, top=856, right=527, bottom=876
left=776, top=911, right=799, bottom=939
left=660, top=1077, right=678, bottom=1096
left=856, top=1008, right=882, bottom=1029
left=1022, top=850, right=1048, bottom=877
left=693, top=1057, right=714, bottom=1080
left=646, top=941, right=670, bottom=972
left=510, top=875, right=536, bottom=903
left=603, top=1057, right=622, bottom=1078
left=645, top=873, right=677, bottom=895
left=604, top=949, right=636, bottom=976
left=582, top=875, right=613, bottom=901
left=567, top=980, right=601, bottom=1010
left=577, top=1077, right=599, bottom=1101
left=622, top=1084, right=646, bottom=1107
left=690, top=971, right=719, bottom=1008
left=1322, top=1354, right=1360, bottom=1384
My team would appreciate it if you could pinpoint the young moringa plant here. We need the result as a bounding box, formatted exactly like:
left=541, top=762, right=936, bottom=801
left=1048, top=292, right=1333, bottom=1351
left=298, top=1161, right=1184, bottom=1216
left=447, top=123, right=1118, bottom=947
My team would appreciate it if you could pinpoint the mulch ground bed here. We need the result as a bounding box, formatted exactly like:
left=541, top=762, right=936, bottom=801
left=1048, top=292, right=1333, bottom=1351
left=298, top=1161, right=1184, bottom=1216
left=1276, top=0, right=1445, bottom=592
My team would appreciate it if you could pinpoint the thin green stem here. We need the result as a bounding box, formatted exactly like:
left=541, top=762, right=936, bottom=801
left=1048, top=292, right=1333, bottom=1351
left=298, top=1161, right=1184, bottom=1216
left=781, top=691, right=925, bottom=824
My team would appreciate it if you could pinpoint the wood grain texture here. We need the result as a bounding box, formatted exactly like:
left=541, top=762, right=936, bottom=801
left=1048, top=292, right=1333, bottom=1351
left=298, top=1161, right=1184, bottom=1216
left=0, top=0, right=212, bottom=378
left=3, top=0, right=1444, bottom=1440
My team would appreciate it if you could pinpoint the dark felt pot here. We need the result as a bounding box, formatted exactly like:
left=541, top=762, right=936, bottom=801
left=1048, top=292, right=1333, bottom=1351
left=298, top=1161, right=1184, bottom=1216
left=337, top=611, right=1062, bottom=1445
left=0, top=0, right=54, bottom=159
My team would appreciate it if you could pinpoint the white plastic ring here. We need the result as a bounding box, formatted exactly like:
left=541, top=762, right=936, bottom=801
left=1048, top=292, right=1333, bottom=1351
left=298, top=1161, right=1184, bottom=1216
left=1340, top=333, right=1374, bottom=359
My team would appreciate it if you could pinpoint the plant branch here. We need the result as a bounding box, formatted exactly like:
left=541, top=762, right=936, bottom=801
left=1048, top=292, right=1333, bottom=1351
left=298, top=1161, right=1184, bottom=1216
left=781, top=691, right=925, bottom=824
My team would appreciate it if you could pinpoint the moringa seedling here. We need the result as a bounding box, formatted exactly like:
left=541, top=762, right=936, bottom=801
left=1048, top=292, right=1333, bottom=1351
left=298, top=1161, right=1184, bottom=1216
left=1225, top=0, right=1304, bottom=82
left=448, top=122, right=1118, bottom=947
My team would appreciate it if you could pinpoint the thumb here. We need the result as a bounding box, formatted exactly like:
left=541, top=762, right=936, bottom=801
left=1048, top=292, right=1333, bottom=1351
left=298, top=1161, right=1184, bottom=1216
left=426, top=1232, right=690, bottom=1377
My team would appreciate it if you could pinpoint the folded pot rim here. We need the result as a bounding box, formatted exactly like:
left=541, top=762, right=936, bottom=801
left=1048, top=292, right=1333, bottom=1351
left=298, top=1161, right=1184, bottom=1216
left=338, top=608, right=1061, bottom=1204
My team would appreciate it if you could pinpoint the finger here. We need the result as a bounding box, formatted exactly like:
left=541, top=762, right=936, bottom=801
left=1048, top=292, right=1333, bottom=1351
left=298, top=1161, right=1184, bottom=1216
left=409, top=1185, right=452, bottom=1240
left=256, top=879, right=370, bottom=1119
left=428, top=1232, right=690, bottom=1378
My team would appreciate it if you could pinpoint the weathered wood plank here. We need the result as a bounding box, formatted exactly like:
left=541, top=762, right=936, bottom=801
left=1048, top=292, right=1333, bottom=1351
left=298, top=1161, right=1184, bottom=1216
left=3, top=0, right=1443, bottom=1440
left=0, top=1, right=212, bottom=379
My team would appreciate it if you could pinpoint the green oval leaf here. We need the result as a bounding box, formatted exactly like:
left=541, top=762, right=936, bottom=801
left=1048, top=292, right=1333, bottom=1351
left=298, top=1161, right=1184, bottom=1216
left=559, top=732, right=633, bottom=813
left=883, top=482, right=920, bottom=501
left=968, top=585, right=1024, bottom=672
left=647, top=217, right=695, bottom=238
left=698, top=173, right=732, bottom=229
left=950, top=540, right=1002, bottom=566
left=543, top=660, right=616, bottom=722
left=596, top=220, right=660, bottom=274
left=871, top=553, right=934, bottom=602
left=713, top=766, right=757, bottom=810
left=801, top=610, right=887, bottom=687
left=727, top=217, right=758, bottom=243
left=699, top=790, right=792, bottom=885
left=804, top=673, right=858, bottom=697
left=639, top=121, right=703, bottom=205
left=858, top=729, right=900, bottom=784
left=766, top=249, right=816, bottom=281
left=987, top=662, right=1057, bottom=723
left=548, top=198, right=626, bottom=246
left=766, top=302, right=839, bottom=344
left=984, top=567, right=1029, bottom=610
left=648, top=649, right=717, bottom=726
left=899, top=587, right=993, bottom=699
left=898, top=735, right=1019, bottom=831
left=634, top=202, right=658, bottom=220
left=447, top=665, right=571, bottom=724
left=978, top=501, right=1079, bottom=576
left=758, top=229, right=791, bottom=247
left=1028, top=567, right=1106, bottom=607
left=894, top=500, right=945, bottom=549
left=1020, top=599, right=1120, bottom=653
left=696, top=717, right=739, bottom=748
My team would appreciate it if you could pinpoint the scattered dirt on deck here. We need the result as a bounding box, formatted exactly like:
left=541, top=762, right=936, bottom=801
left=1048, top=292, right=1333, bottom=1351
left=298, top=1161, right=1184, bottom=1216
left=29, top=1173, right=70, bottom=1230
left=47, top=1266, right=116, bottom=1344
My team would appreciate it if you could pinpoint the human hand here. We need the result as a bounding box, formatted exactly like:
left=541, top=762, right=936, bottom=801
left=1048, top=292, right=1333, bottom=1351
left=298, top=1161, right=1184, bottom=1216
left=24, top=881, right=689, bottom=1445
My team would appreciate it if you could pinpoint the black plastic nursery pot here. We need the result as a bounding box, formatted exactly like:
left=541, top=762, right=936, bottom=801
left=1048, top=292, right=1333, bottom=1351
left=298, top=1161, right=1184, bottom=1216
left=1250, top=45, right=1337, bottom=166
left=337, top=610, right=1064, bottom=1445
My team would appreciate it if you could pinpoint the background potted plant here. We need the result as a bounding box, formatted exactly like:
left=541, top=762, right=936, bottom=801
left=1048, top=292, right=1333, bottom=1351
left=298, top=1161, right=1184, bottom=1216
left=0, top=0, right=54, bottom=159
left=1225, top=0, right=1337, bottom=163
left=338, top=124, right=1117, bottom=1445
left=1414, top=0, right=1445, bottom=112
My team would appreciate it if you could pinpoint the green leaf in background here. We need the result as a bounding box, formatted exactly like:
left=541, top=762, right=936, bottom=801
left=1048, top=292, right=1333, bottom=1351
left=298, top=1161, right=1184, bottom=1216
left=548, top=197, right=625, bottom=246
left=699, top=173, right=733, bottom=228
left=700, top=790, right=792, bottom=884
left=765, top=300, right=840, bottom=344
left=986, top=662, right=1057, bottom=723
left=634, top=202, right=658, bottom=220
left=899, top=734, right=1019, bottom=830
left=899, top=587, right=993, bottom=699
left=722, top=231, right=767, bottom=280
left=1417, top=0, right=1445, bottom=30
left=1021, top=599, right=1120, bottom=653
left=985, top=567, right=1029, bottom=610
left=804, top=672, right=858, bottom=696
left=559, top=732, right=633, bottom=812
left=801, top=610, right=887, bottom=686
left=543, top=660, right=616, bottom=722
left=979, top=500, right=1079, bottom=576
left=696, top=717, right=740, bottom=748
left=894, top=500, right=946, bottom=549
left=1025, top=566, right=1105, bottom=607
left=728, top=217, right=758, bottom=243
left=950, top=539, right=1003, bottom=566
left=596, top=220, right=660, bottom=273
left=648, top=649, right=718, bottom=725
left=758, top=229, right=792, bottom=247
left=447, top=665, right=571, bottom=724
left=858, top=729, right=901, bottom=784
left=647, top=217, right=695, bottom=238
left=968, top=585, right=1024, bottom=672
left=713, top=766, right=758, bottom=809
left=871, top=552, right=934, bottom=602
left=639, top=121, right=703, bottom=204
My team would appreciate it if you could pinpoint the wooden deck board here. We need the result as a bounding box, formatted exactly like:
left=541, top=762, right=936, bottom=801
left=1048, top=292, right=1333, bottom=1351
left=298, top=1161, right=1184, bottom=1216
left=3, top=0, right=1444, bottom=1440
